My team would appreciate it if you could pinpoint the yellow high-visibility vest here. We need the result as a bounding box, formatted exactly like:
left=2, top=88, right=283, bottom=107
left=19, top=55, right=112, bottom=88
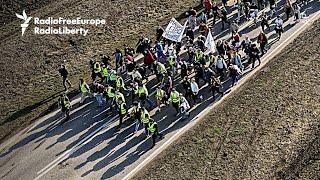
left=170, top=91, right=180, bottom=103
left=116, top=77, right=123, bottom=88
left=147, top=122, right=157, bottom=133
left=140, top=109, right=150, bottom=124
left=157, top=63, right=166, bottom=73
left=106, top=87, right=115, bottom=98
left=195, top=52, right=203, bottom=61
left=94, top=62, right=101, bottom=73
left=155, top=89, right=165, bottom=100
left=118, top=102, right=126, bottom=115
left=80, top=82, right=88, bottom=93
left=102, top=67, right=109, bottom=77
left=168, top=56, right=175, bottom=65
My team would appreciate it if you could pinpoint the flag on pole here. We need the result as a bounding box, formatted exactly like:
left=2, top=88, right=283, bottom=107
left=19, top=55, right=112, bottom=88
left=205, top=30, right=216, bottom=53
left=162, top=18, right=186, bottom=42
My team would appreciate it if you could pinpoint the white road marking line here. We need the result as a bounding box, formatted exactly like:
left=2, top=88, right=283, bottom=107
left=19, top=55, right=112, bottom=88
left=34, top=116, right=118, bottom=180
left=122, top=10, right=320, bottom=180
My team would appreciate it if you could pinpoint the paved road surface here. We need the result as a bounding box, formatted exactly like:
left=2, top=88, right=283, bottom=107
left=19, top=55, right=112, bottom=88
left=0, top=2, right=319, bottom=180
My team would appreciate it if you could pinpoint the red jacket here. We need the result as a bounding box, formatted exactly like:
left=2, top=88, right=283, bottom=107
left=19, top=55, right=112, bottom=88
left=144, top=50, right=155, bottom=65
left=204, top=0, right=213, bottom=11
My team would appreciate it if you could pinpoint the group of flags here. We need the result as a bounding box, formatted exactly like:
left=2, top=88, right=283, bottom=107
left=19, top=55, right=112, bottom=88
left=162, top=18, right=216, bottom=53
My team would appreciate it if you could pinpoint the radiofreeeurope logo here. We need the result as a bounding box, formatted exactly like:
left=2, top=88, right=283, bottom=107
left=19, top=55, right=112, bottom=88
left=16, top=10, right=105, bottom=36
left=16, top=10, right=32, bottom=36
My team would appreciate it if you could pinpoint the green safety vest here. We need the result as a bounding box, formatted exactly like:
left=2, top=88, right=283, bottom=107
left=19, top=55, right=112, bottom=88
left=106, top=87, right=115, bottom=98
left=158, top=63, right=166, bottom=73
left=118, top=103, right=126, bottom=115
left=170, top=91, right=180, bottom=103
left=116, top=77, right=123, bottom=88
left=208, top=55, right=214, bottom=63
left=94, top=62, right=101, bottom=73
left=109, top=72, right=117, bottom=81
left=155, top=89, right=164, bottom=100
left=137, top=86, right=146, bottom=96
left=80, top=82, right=88, bottom=93
left=168, top=56, right=175, bottom=65
left=195, top=52, right=203, bottom=61
left=140, top=109, right=150, bottom=124
left=115, top=93, right=125, bottom=104
left=147, top=122, right=157, bottom=133
left=102, top=67, right=109, bottom=77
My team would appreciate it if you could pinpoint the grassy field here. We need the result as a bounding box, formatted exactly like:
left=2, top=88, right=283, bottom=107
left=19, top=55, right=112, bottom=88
left=0, top=0, right=200, bottom=143
left=135, top=20, right=320, bottom=179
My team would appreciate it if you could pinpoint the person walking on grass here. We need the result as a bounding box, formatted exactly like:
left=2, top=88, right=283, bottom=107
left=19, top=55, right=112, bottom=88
left=58, top=64, right=72, bottom=91
left=59, top=94, right=71, bottom=124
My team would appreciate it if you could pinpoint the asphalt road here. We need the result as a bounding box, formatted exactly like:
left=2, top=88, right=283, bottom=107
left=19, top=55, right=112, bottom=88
left=0, top=1, right=319, bottom=180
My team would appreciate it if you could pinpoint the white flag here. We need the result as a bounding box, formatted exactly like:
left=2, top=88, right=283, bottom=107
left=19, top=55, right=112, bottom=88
left=162, top=18, right=186, bottom=42
left=205, top=30, right=216, bottom=53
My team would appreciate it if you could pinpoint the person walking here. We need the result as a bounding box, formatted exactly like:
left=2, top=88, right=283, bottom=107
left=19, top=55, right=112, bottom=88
left=155, top=86, right=167, bottom=112
left=58, top=64, right=72, bottom=91
left=79, top=78, right=90, bottom=105
left=140, top=107, right=151, bottom=136
left=116, top=98, right=127, bottom=130
left=104, top=84, right=115, bottom=109
left=179, top=93, right=190, bottom=120
left=156, top=61, right=167, bottom=84
left=284, top=0, right=293, bottom=21
left=258, top=31, right=268, bottom=55
left=228, top=64, right=242, bottom=87
left=147, top=118, right=163, bottom=148
left=215, top=55, right=228, bottom=80
left=274, top=16, right=284, bottom=40
left=260, top=12, right=270, bottom=32
left=190, top=78, right=202, bottom=106
left=231, top=52, right=243, bottom=71
left=170, top=88, right=181, bottom=116
left=210, top=77, right=224, bottom=100
left=93, top=61, right=103, bottom=81
left=250, top=43, right=261, bottom=68
left=130, top=101, right=142, bottom=134
left=135, top=82, right=154, bottom=108
left=220, top=7, right=230, bottom=30
left=59, top=94, right=71, bottom=124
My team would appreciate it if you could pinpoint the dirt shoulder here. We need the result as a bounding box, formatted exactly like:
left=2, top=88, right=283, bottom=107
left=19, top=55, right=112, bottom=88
left=135, top=20, right=320, bottom=179
left=0, top=0, right=200, bottom=143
